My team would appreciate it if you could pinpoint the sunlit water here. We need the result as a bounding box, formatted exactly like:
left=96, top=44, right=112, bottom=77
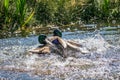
left=0, top=27, right=120, bottom=80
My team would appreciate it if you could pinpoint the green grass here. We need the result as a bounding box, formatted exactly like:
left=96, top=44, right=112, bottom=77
left=0, top=0, right=120, bottom=38
left=0, top=0, right=34, bottom=38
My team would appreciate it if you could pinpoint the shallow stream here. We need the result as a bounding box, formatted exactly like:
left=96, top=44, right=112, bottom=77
left=0, top=26, right=120, bottom=80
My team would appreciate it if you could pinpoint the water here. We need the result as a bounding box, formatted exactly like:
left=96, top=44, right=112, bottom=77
left=0, top=26, right=120, bottom=80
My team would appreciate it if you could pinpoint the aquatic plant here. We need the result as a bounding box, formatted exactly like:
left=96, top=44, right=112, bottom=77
left=15, top=0, right=34, bottom=37
left=0, top=0, right=34, bottom=38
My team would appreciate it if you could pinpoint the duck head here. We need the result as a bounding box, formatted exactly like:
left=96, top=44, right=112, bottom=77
left=53, top=29, right=62, bottom=37
left=38, top=34, right=47, bottom=45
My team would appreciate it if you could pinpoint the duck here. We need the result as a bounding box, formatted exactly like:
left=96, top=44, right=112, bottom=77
left=29, top=34, right=67, bottom=58
left=29, top=29, right=89, bottom=57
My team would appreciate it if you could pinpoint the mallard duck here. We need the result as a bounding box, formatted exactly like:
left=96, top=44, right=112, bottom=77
left=29, top=34, right=67, bottom=57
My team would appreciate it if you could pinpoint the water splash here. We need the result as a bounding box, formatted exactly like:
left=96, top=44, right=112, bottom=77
left=0, top=32, right=120, bottom=80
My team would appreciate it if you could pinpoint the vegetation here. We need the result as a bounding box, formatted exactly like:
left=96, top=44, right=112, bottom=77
left=0, top=0, right=120, bottom=38
left=0, top=0, right=34, bottom=38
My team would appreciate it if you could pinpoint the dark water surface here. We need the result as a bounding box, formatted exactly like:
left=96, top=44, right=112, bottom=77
left=0, top=25, right=120, bottom=80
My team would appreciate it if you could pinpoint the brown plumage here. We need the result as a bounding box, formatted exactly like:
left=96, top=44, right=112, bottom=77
left=29, top=37, right=88, bottom=57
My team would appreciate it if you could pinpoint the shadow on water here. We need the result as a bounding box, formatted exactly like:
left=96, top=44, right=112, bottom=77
left=0, top=24, right=120, bottom=80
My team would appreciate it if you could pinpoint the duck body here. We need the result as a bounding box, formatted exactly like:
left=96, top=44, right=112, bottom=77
left=29, top=44, right=51, bottom=54
left=29, top=43, right=67, bottom=58
left=29, top=37, right=89, bottom=57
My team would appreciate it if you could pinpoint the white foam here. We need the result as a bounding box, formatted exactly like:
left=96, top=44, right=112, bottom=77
left=0, top=33, right=120, bottom=79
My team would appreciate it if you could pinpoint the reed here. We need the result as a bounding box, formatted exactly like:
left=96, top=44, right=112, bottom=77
left=15, top=0, right=26, bottom=25
left=3, top=0, right=9, bottom=23
left=0, top=0, right=34, bottom=38
left=15, top=0, right=33, bottom=35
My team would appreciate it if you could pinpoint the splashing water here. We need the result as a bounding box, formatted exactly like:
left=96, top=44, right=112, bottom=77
left=0, top=31, right=120, bottom=80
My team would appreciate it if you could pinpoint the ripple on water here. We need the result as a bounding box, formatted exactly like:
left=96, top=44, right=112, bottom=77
left=0, top=32, right=120, bottom=79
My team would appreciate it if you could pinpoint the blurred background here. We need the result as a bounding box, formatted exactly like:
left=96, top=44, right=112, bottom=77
left=0, top=0, right=120, bottom=38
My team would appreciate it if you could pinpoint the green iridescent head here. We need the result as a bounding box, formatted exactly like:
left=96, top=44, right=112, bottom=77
left=53, top=29, right=62, bottom=37
left=38, top=34, right=47, bottom=44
